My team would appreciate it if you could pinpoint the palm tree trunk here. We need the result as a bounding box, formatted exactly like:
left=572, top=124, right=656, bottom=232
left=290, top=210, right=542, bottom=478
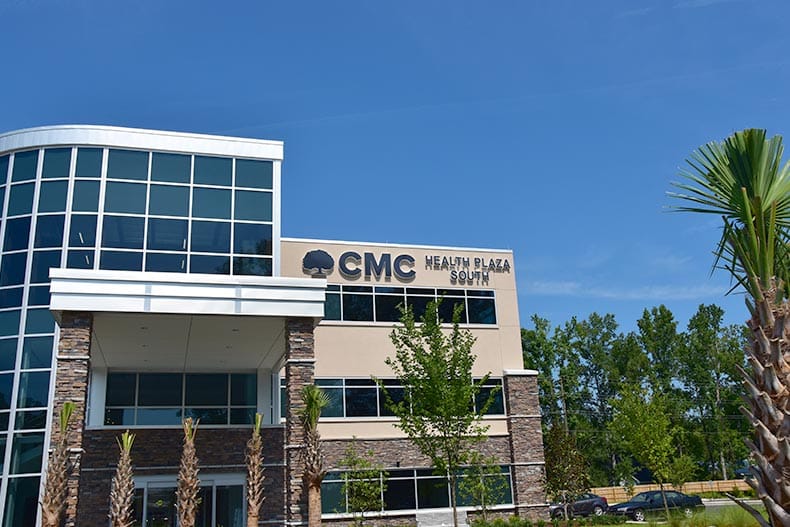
left=740, top=291, right=790, bottom=527
left=308, top=482, right=322, bottom=527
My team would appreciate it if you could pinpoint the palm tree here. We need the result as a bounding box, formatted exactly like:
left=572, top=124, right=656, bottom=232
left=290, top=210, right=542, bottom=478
left=299, top=385, right=329, bottom=527
left=177, top=418, right=201, bottom=527
left=109, top=431, right=136, bottom=527
left=246, top=413, right=265, bottom=527
left=40, top=402, right=75, bottom=527
left=670, top=128, right=790, bottom=527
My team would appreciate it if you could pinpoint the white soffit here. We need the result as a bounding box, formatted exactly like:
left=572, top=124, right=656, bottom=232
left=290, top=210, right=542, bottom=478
left=49, top=269, right=326, bottom=319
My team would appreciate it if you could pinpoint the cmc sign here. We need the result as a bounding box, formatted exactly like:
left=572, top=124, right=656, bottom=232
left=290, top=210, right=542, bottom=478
left=302, top=250, right=415, bottom=281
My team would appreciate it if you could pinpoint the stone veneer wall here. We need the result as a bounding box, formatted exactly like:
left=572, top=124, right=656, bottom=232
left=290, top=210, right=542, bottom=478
left=54, top=312, right=93, bottom=527
left=284, top=317, right=316, bottom=526
left=76, top=428, right=285, bottom=526
left=504, top=374, right=547, bottom=517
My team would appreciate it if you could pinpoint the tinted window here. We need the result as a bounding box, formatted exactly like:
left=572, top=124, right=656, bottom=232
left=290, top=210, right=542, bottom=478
left=192, top=187, right=231, bottom=219
left=468, top=298, right=496, bottom=324
left=342, top=292, right=373, bottom=321
left=138, top=374, right=182, bottom=406
left=233, top=223, right=272, bottom=255
left=145, top=253, right=186, bottom=273
left=8, top=183, right=34, bottom=216
left=27, top=286, right=50, bottom=306
left=17, top=371, right=50, bottom=407
left=375, top=294, right=404, bottom=322
left=15, top=410, right=47, bottom=430
left=105, top=182, right=147, bottom=214
left=42, top=148, right=71, bottom=179
left=345, top=386, right=378, bottom=417
left=0, top=311, right=20, bottom=337
left=68, top=215, right=97, bottom=247
left=151, top=152, right=190, bottom=183
left=234, top=191, right=272, bottom=222
left=233, top=257, right=271, bottom=276
left=11, top=151, right=38, bottom=182
left=417, top=477, right=449, bottom=508
left=235, top=159, right=273, bottom=189
left=34, top=215, right=64, bottom=248
left=0, top=288, right=22, bottom=309
left=194, top=156, right=232, bottom=186
left=9, top=433, right=44, bottom=474
left=191, top=221, right=230, bottom=253
left=0, top=155, right=8, bottom=181
left=4, top=217, right=31, bottom=251
left=100, top=251, right=142, bottom=271
left=147, top=218, right=187, bottom=251
left=0, top=253, right=27, bottom=286
left=75, top=148, right=102, bottom=178
left=21, top=336, right=53, bottom=369
left=0, top=340, right=16, bottom=371
left=67, top=250, right=94, bottom=269
left=190, top=255, right=230, bottom=275
left=325, top=293, right=340, bottom=320
left=25, top=309, right=55, bottom=334
left=230, top=374, right=256, bottom=406
left=72, top=180, right=100, bottom=212
left=102, top=216, right=145, bottom=249
left=149, top=184, right=189, bottom=217
left=0, top=373, right=11, bottom=408
left=106, top=373, right=137, bottom=406
left=30, top=250, right=61, bottom=283
left=107, top=149, right=148, bottom=180
left=38, top=180, right=68, bottom=212
left=185, top=374, right=227, bottom=406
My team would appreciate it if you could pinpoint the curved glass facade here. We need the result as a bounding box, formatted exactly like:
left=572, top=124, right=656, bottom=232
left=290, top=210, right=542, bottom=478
left=0, top=129, right=281, bottom=525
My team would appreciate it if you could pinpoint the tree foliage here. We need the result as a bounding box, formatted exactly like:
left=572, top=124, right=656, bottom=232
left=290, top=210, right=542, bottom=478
left=383, top=299, right=491, bottom=527
left=338, top=439, right=387, bottom=526
left=542, top=425, right=590, bottom=519
left=522, top=304, right=748, bottom=488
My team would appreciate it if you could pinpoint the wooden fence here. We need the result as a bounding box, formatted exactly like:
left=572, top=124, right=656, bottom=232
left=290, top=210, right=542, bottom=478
left=591, top=479, right=750, bottom=503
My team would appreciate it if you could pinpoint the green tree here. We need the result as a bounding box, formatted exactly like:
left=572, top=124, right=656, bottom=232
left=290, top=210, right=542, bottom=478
left=670, top=128, right=790, bottom=526
left=383, top=299, right=492, bottom=527
left=542, top=424, right=591, bottom=519
left=609, top=388, right=693, bottom=520
left=457, top=451, right=510, bottom=522
left=677, top=304, right=748, bottom=480
left=338, top=439, right=387, bottom=526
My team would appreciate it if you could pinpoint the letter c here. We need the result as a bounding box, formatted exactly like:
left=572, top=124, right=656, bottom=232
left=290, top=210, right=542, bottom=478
left=393, top=254, right=416, bottom=280
left=339, top=251, right=362, bottom=277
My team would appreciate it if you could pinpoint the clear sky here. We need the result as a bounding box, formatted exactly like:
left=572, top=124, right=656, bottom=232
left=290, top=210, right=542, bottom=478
left=2, top=0, right=789, bottom=333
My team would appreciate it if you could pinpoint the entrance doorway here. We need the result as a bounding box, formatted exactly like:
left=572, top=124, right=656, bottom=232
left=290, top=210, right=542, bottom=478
left=133, top=474, right=245, bottom=527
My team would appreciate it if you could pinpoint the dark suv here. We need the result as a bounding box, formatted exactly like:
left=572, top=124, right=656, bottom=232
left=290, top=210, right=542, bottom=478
left=549, top=493, right=608, bottom=518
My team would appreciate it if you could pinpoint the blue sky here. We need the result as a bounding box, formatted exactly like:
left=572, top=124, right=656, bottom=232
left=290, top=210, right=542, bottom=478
left=2, top=0, right=789, bottom=333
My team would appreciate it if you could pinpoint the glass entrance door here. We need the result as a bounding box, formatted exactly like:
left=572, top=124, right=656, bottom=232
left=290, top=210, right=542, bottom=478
left=134, top=476, right=244, bottom=527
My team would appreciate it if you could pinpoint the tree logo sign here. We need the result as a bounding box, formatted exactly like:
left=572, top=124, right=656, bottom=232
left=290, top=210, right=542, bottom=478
left=302, top=250, right=335, bottom=278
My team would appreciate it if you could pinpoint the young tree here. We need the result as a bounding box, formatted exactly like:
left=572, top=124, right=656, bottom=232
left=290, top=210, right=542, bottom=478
left=40, top=402, right=75, bottom=527
left=246, top=413, right=265, bottom=527
left=609, top=388, right=692, bottom=519
left=338, top=438, right=387, bottom=526
left=177, top=417, right=200, bottom=527
left=457, top=451, right=510, bottom=523
left=670, top=128, right=790, bottom=526
left=109, top=431, right=136, bottom=527
left=300, top=385, right=329, bottom=527
left=383, top=299, right=492, bottom=527
left=542, top=424, right=590, bottom=520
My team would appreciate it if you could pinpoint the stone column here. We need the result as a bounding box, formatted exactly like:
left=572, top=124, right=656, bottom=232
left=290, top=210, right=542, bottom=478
left=284, top=317, right=316, bottom=526
left=52, top=311, right=93, bottom=527
left=504, top=370, right=547, bottom=517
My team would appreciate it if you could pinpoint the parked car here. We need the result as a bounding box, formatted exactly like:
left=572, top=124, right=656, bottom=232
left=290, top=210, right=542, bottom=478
left=549, top=493, right=608, bottom=518
left=608, top=490, right=704, bottom=521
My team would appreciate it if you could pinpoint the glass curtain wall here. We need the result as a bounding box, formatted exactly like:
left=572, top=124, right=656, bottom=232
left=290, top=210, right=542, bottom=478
left=0, top=144, right=277, bottom=526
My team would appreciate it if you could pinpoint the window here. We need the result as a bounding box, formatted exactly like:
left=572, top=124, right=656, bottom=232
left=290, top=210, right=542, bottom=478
left=282, top=377, right=505, bottom=419
left=11, top=151, right=38, bottom=182
left=3, top=217, right=31, bottom=251
left=234, top=190, right=272, bottom=221
left=323, top=286, right=497, bottom=325
left=38, top=180, right=68, bottom=212
left=192, top=187, right=231, bottom=219
left=34, top=215, right=64, bottom=248
left=41, top=148, right=71, bottom=179
left=235, top=159, right=273, bottom=189
left=194, top=155, right=232, bottom=186
left=75, top=147, right=102, bottom=178
left=72, top=180, right=100, bottom=212
left=149, top=184, right=189, bottom=217
left=105, top=182, right=147, bottom=214
left=151, top=152, right=190, bottom=183
left=107, top=149, right=148, bottom=181
left=104, top=372, right=257, bottom=426
left=322, top=466, right=512, bottom=514
left=8, top=183, right=34, bottom=216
